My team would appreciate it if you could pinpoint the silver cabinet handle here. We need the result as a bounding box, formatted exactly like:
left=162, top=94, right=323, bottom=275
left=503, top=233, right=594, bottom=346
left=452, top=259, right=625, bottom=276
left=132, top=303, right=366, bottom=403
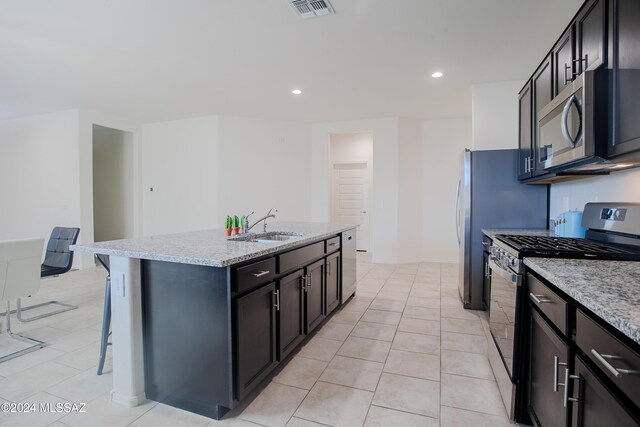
left=308, top=272, right=312, bottom=290
left=274, top=290, right=280, bottom=311
left=528, top=157, right=534, bottom=172
left=530, top=293, right=552, bottom=304
left=562, top=368, right=580, bottom=407
left=524, top=157, right=529, bottom=173
left=328, top=242, right=337, bottom=247
left=361, top=210, right=367, bottom=213
left=326, top=262, right=331, bottom=275
left=553, top=356, right=568, bottom=393
left=252, top=270, right=270, bottom=278
left=591, top=349, right=640, bottom=378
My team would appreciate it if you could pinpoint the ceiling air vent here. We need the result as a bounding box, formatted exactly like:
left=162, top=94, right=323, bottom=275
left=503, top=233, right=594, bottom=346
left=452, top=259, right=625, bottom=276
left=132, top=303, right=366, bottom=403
left=290, top=0, right=334, bottom=19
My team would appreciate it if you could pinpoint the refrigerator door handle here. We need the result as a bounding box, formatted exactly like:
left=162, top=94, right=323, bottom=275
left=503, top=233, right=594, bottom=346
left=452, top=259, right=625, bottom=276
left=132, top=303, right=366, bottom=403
left=455, top=178, right=461, bottom=245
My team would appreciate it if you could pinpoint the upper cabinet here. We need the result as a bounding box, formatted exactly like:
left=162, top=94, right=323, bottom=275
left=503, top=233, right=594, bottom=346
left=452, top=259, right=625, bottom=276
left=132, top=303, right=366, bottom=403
left=575, top=0, right=607, bottom=74
left=553, top=27, right=575, bottom=97
left=517, top=0, right=640, bottom=182
left=609, top=0, right=640, bottom=159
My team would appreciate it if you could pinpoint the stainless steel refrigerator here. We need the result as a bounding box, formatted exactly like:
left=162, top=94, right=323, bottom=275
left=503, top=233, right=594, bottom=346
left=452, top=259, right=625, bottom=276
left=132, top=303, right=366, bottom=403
left=456, top=149, right=548, bottom=309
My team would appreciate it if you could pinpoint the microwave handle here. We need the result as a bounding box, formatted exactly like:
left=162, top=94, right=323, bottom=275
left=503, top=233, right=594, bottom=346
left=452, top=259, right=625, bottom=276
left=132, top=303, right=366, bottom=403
left=561, top=95, right=582, bottom=147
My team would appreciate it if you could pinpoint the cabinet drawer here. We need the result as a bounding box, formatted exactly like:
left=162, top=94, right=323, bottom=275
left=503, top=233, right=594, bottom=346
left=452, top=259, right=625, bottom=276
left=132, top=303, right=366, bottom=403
left=527, top=273, right=568, bottom=336
left=234, top=258, right=276, bottom=294
left=325, top=236, right=340, bottom=253
left=278, top=242, right=324, bottom=274
left=576, top=309, right=640, bottom=405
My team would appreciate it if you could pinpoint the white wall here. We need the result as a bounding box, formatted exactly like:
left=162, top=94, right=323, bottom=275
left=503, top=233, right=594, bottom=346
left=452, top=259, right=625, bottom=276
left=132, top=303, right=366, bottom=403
left=0, top=109, right=83, bottom=266
left=312, top=118, right=400, bottom=264
left=422, top=118, right=472, bottom=262
left=141, top=115, right=312, bottom=236
left=217, top=116, right=311, bottom=225
left=93, top=125, right=135, bottom=242
left=142, top=115, right=219, bottom=236
left=472, top=80, right=525, bottom=150
left=398, top=118, right=424, bottom=263
left=550, top=168, right=640, bottom=218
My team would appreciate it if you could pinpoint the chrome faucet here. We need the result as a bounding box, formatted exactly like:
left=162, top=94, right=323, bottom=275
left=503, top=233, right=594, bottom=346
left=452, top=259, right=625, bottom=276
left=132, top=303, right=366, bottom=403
left=242, top=211, right=254, bottom=234
left=247, top=208, right=278, bottom=232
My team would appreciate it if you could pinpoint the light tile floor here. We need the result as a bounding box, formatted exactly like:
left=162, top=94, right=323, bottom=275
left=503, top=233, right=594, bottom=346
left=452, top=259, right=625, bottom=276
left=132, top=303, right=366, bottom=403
left=0, top=254, right=511, bottom=426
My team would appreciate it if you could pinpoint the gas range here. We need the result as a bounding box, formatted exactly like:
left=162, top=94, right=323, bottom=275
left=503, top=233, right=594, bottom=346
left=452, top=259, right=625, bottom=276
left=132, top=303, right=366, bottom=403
left=491, top=203, right=640, bottom=274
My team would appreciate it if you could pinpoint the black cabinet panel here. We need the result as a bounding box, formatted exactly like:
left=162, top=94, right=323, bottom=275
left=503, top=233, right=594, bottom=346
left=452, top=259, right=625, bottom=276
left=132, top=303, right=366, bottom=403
left=277, top=270, right=305, bottom=360
left=278, top=242, right=324, bottom=274
left=554, top=27, right=575, bottom=97
left=528, top=308, right=570, bottom=427
left=305, top=259, right=325, bottom=333
left=609, top=0, right=640, bottom=158
left=572, top=356, right=639, bottom=427
left=142, top=260, right=233, bottom=418
left=576, top=0, right=607, bottom=74
left=235, top=282, right=277, bottom=400
left=326, top=252, right=340, bottom=315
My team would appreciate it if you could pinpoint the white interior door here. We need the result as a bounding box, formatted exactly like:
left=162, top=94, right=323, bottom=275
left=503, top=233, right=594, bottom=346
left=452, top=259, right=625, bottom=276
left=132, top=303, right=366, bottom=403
left=332, top=162, right=370, bottom=251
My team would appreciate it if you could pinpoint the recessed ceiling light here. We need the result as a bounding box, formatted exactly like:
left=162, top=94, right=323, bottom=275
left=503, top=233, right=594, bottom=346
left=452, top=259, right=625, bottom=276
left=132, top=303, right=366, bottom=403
left=431, top=72, right=444, bottom=78
left=292, top=89, right=302, bottom=95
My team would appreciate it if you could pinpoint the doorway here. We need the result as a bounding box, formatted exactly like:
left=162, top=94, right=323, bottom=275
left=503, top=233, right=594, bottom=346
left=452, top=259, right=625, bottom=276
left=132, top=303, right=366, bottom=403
left=92, top=125, right=134, bottom=243
left=329, top=132, right=373, bottom=252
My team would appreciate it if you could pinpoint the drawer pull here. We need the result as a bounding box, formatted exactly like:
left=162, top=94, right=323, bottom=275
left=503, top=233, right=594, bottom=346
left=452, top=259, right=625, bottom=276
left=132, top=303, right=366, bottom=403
left=530, top=293, right=553, bottom=304
left=252, top=270, right=270, bottom=278
left=591, top=349, right=640, bottom=378
left=328, top=242, right=337, bottom=247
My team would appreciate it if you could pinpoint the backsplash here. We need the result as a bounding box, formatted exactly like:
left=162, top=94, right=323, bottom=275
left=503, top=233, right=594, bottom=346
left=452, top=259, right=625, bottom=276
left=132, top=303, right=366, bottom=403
left=549, top=167, right=640, bottom=219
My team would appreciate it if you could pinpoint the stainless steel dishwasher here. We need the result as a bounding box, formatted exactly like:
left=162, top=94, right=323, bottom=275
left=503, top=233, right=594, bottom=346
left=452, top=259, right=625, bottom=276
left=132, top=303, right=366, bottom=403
left=341, top=228, right=357, bottom=303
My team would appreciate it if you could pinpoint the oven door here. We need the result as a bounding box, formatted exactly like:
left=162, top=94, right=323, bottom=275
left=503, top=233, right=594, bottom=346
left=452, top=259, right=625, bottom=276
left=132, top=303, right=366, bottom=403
left=488, top=257, right=522, bottom=379
left=537, top=71, right=594, bottom=170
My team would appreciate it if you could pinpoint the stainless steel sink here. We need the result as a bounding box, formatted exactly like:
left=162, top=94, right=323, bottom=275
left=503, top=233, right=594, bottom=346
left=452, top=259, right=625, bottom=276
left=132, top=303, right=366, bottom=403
left=229, top=232, right=303, bottom=244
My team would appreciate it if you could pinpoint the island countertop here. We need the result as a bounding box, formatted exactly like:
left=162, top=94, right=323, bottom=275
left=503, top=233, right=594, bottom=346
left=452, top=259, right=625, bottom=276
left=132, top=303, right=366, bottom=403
left=72, top=222, right=357, bottom=267
left=524, top=257, right=640, bottom=345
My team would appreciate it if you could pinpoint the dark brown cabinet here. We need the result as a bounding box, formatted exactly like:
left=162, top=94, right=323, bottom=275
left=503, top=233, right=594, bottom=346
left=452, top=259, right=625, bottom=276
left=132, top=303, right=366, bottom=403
left=235, top=282, right=278, bottom=400
left=609, top=0, right=640, bottom=159
left=518, top=82, right=534, bottom=180
left=553, top=27, right=576, bottom=97
left=528, top=308, right=570, bottom=427
left=325, top=252, right=340, bottom=315
left=277, top=269, right=306, bottom=360
left=305, top=259, right=325, bottom=333
left=575, top=0, right=607, bottom=75
left=571, top=356, right=638, bottom=427
left=531, top=54, right=554, bottom=176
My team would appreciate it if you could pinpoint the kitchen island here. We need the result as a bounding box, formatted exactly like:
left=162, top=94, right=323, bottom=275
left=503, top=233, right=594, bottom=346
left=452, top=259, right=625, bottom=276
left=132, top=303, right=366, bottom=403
left=72, top=222, right=358, bottom=420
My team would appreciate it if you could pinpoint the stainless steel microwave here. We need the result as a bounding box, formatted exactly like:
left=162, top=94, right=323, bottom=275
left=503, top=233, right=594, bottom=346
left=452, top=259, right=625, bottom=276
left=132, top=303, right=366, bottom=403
left=537, top=71, right=602, bottom=170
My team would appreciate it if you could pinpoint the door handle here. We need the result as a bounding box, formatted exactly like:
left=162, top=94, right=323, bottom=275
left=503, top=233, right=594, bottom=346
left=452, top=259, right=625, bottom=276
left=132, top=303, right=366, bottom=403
left=252, top=270, right=270, bottom=278
left=274, top=290, right=280, bottom=311
left=360, top=210, right=367, bottom=213
left=561, top=94, right=582, bottom=147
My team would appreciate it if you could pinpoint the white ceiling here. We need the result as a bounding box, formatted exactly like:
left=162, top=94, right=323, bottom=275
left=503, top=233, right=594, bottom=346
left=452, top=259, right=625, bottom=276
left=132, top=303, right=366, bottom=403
left=0, top=0, right=582, bottom=123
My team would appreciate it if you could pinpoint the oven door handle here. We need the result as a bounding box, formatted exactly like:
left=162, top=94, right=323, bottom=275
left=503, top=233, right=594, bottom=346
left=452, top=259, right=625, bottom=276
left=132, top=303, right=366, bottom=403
left=489, top=258, right=522, bottom=287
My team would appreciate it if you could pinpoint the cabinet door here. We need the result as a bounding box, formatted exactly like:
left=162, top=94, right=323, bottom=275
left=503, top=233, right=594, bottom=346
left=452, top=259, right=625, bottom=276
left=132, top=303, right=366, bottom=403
left=571, top=356, right=639, bottom=427
left=277, top=269, right=305, bottom=360
left=235, top=282, right=277, bottom=400
left=575, top=0, right=607, bottom=74
left=325, top=253, right=340, bottom=315
left=532, top=54, right=553, bottom=175
left=528, top=308, right=570, bottom=427
left=305, top=259, right=325, bottom=334
left=518, top=82, right=533, bottom=180
left=554, top=27, right=575, bottom=97
left=609, top=0, right=640, bottom=158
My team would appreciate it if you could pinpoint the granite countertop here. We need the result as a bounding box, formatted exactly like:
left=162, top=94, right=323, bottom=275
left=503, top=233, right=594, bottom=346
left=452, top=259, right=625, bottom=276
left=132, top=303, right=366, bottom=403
left=72, top=222, right=357, bottom=268
left=524, top=258, right=640, bottom=345
left=482, top=228, right=555, bottom=239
